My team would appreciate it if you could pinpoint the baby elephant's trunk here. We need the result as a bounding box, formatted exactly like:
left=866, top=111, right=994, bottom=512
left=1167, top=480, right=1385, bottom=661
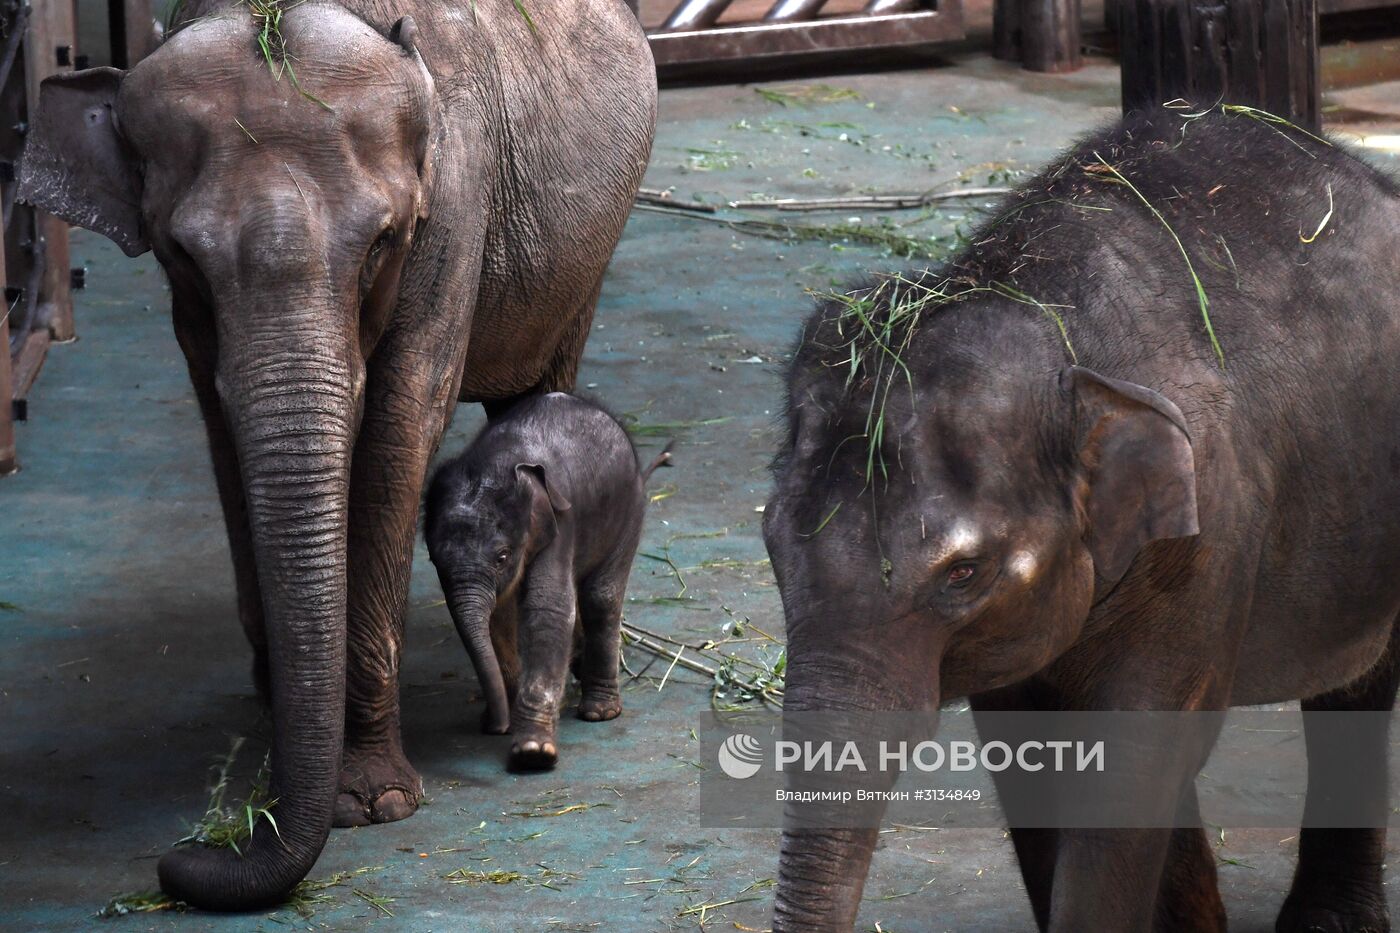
left=640, top=441, right=674, bottom=482
left=440, top=575, right=512, bottom=735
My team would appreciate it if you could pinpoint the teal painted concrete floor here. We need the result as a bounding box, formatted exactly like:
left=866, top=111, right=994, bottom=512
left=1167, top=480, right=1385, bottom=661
left=5, top=45, right=1400, bottom=933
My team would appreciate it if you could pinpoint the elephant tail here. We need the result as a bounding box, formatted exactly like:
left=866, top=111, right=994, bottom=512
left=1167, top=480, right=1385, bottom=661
left=640, top=441, right=674, bottom=483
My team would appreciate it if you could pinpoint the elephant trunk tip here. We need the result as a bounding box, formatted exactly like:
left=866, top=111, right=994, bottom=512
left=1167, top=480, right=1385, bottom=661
left=157, top=823, right=321, bottom=912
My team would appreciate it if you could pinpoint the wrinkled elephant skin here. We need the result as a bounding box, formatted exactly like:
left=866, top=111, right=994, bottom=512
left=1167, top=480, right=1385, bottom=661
left=18, top=0, right=655, bottom=911
left=764, top=110, right=1400, bottom=932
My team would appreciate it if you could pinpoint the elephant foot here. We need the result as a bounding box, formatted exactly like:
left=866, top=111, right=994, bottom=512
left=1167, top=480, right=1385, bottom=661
left=578, top=690, right=622, bottom=722
left=333, top=746, right=423, bottom=828
left=509, top=730, right=558, bottom=771
left=1278, top=883, right=1389, bottom=933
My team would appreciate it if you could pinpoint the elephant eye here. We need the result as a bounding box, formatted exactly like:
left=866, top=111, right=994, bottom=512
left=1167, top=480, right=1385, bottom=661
left=368, top=229, right=394, bottom=260
left=947, top=563, right=977, bottom=588
left=494, top=547, right=511, bottom=567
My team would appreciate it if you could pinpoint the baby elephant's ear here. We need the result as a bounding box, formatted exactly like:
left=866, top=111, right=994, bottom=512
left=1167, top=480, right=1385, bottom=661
left=1064, top=366, right=1199, bottom=583
left=515, top=463, right=572, bottom=513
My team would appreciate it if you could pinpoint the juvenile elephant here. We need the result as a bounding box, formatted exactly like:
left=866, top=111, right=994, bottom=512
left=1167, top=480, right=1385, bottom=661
left=764, top=109, right=1400, bottom=931
left=424, top=392, right=672, bottom=770
left=19, top=0, right=655, bottom=911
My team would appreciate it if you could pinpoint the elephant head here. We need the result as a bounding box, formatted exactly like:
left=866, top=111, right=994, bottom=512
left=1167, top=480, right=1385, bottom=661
left=19, top=3, right=438, bottom=911
left=424, top=456, right=571, bottom=735
left=762, top=300, right=1199, bottom=930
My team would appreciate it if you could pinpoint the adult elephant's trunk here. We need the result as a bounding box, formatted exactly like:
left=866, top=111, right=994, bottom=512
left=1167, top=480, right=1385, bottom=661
left=774, top=826, right=882, bottom=932
left=158, top=342, right=361, bottom=911
left=441, top=576, right=510, bottom=734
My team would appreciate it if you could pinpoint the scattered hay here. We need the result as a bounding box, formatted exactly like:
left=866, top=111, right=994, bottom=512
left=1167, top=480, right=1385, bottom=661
left=631, top=203, right=955, bottom=261
left=619, top=413, right=731, bottom=439
left=97, top=891, right=182, bottom=918
left=99, top=866, right=387, bottom=920
left=284, top=866, right=385, bottom=919
left=754, top=84, right=861, bottom=107
left=444, top=864, right=578, bottom=890
left=352, top=888, right=395, bottom=916
left=1299, top=182, right=1334, bottom=244
left=172, top=736, right=281, bottom=856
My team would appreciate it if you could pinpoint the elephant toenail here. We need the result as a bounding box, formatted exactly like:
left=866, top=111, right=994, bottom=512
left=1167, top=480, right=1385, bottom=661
left=370, top=789, right=416, bottom=823
left=333, top=792, right=371, bottom=828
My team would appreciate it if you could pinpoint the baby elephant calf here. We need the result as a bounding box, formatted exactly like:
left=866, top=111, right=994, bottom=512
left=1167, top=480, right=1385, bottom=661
left=425, top=393, right=670, bottom=770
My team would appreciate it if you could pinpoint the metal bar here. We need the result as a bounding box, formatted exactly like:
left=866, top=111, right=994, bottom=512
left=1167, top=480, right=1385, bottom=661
left=660, top=0, right=738, bottom=32
left=764, top=0, right=831, bottom=24
left=650, top=8, right=965, bottom=68
left=864, top=0, right=921, bottom=13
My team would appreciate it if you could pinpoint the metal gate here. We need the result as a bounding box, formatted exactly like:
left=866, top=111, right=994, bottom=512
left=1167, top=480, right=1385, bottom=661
left=647, top=0, right=965, bottom=70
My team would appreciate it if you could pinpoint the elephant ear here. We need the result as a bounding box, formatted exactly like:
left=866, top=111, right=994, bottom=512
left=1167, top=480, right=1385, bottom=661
left=515, top=463, right=571, bottom=554
left=18, top=68, right=148, bottom=257
left=1065, top=366, right=1199, bottom=582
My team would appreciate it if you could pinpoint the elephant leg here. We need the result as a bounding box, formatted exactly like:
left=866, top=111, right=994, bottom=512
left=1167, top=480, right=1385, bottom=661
left=1043, top=692, right=1228, bottom=930
left=1154, top=786, right=1226, bottom=933
left=576, top=566, right=627, bottom=723
left=1278, top=622, right=1400, bottom=933
left=176, top=313, right=268, bottom=699
left=972, top=681, right=1059, bottom=930
left=509, top=546, right=577, bottom=771
left=334, top=355, right=462, bottom=828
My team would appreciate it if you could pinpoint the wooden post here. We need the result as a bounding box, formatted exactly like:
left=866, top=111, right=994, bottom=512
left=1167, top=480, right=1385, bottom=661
left=994, top=0, right=1083, bottom=73
left=0, top=247, right=14, bottom=476
left=1119, top=0, right=1319, bottom=131
left=108, top=0, right=157, bottom=69
left=23, top=0, right=79, bottom=342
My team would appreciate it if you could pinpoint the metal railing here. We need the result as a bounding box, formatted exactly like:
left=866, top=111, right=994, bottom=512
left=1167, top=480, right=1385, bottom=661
left=647, top=0, right=965, bottom=70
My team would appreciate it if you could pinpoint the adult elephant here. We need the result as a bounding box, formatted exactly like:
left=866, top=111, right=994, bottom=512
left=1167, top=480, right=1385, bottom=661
left=19, top=0, right=655, bottom=912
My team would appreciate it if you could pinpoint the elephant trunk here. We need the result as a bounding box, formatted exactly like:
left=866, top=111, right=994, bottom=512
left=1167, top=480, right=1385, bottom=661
left=158, top=345, right=360, bottom=911
left=442, top=575, right=510, bottom=735
left=773, top=826, right=881, bottom=932
left=772, top=643, right=922, bottom=932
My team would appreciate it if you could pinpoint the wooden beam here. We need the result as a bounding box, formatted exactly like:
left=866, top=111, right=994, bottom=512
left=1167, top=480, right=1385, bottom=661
left=0, top=249, right=14, bottom=476
left=108, top=0, right=158, bottom=69
left=1119, top=0, right=1320, bottom=131
left=994, top=0, right=1083, bottom=72
left=22, top=0, right=78, bottom=342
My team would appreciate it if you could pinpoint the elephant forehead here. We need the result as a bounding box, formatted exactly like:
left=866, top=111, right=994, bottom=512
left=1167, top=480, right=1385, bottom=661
left=126, top=6, right=409, bottom=116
